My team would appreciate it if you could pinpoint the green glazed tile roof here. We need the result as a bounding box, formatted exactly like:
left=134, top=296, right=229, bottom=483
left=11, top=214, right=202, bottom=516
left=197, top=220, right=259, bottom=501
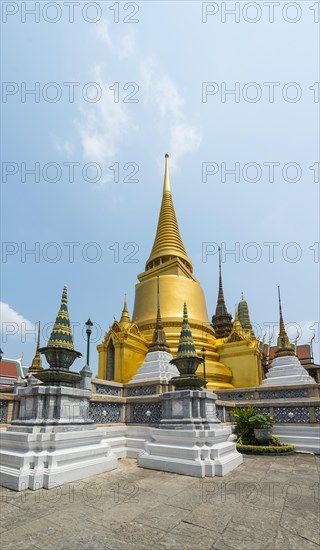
left=176, top=303, right=198, bottom=358
left=47, top=286, right=75, bottom=350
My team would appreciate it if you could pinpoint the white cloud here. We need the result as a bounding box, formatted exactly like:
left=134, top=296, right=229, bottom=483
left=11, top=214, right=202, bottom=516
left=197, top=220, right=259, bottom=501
left=54, top=139, right=74, bottom=159
left=95, top=18, right=113, bottom=48
left=0, top=302, right=35, bottom=342
left=140, top=58, right=184, bottom=118
left=74, top=64, right=136, bottom=178
left=95, top=18, right=136, bottom=58
left=169, top=123, right=202, bottom=169
left=140, top=57, right=201, bottom=170
left=55, top=24, right=199, bottom=176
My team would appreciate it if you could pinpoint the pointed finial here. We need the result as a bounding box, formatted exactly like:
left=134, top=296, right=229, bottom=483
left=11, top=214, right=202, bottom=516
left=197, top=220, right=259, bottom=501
left=218, top=247, right=224, bottom=297
left=29, top=321, right=43, bottom=374
left=163, top=153, right=171, bottom=194
left=37, top=321, right=41, bottom=350
left=278, top=286, right=286, bottom=335
left=149, top=275, right=170, bottom=353
left=157, top=276, right=160, bottom=311
left=241, top=291, right=244, bottom=301
left=212, top=245, right=233, bottom=338
left=155, top=276, right=162, bottom=326
left=145, top=152, right=192, bottom=272
left=278, top=285, right=282, bottom=314
left=275, top=286, right=295, bottom=357
left=120, top=294, right=131, bottom=325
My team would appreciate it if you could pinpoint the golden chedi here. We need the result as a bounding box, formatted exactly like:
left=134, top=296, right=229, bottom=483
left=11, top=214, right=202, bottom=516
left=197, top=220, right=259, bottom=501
left=131, top=154, right=233, bottom=389
left=97, top=154, right=264, bottom=389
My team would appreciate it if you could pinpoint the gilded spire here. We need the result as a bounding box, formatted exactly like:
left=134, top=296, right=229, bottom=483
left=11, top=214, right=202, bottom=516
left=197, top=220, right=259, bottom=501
left=47, top=286, right=74, bottom=350
left=238, top=293, right=255, bottom=338
left=146, top=154, right=192, bottom=272
left=275, top=286, right=295, bottom=357
left=176, top=303, right=198, bottom=358
left=119, top=294, right=131, bottom=326
left=149, top=277, right=170, bottom=352
left=211, top=247, right=233, bottom=338
left=29, top=321, right=43, bottom=374
left=227, top=306, right=247, bottom=343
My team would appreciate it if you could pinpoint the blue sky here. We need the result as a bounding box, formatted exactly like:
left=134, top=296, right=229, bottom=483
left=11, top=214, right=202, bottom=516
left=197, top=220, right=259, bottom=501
left=1, top=1, right=319, bottom=373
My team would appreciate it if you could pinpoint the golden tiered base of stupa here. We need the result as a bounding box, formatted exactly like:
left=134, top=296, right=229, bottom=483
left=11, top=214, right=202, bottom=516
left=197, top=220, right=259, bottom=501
left=132, top=261, right=233, bottom=390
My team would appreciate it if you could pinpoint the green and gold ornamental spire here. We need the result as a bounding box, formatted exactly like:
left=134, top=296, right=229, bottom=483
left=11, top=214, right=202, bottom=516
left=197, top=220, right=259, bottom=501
left=38, top=285, right=82, bottom=386
left=47, top=286, right=75, bottom=350
left=170, top=303, right=205, bottom=390
left=176, top=302, right=198, bottom=358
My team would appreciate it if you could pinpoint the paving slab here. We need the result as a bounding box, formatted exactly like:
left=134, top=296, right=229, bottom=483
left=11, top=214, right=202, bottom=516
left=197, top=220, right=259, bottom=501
left=212, top=520, right=277, bottom=549
left=274, top=527, right=320, bottom=549
left=157, top=520, right=219, bottom=549
left=0, top=455, right=319, bottom=550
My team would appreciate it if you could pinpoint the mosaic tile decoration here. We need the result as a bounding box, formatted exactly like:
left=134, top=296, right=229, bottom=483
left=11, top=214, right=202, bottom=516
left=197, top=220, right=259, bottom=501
left=260, top=389, right=309, bottom=399
left=89, top=402, right=122, bottom=423
left=0, top=400, right=8, bottom=423
left=255, top=407, right=270, bottom=415
left=274, top=407, right=310, bottom=424
left=94, top=384, right=121, bottom=396
left=126, top=385, right=157, bottom=397
left=130, top=402, right=161, bottom=423
left=217, top=392, right=255, bottom=401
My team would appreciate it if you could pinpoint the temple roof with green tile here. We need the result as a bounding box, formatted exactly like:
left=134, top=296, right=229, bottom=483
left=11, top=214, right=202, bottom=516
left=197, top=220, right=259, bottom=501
left=176, top=303, right=198, bottom=358
left=47, top=286, right=75, bottom=350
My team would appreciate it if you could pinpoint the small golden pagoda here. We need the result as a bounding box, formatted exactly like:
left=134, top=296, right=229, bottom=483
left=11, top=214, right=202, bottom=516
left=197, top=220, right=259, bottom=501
left=97, top=296, right=148, bottom=382
left=28, top=322, right=43, bottom=374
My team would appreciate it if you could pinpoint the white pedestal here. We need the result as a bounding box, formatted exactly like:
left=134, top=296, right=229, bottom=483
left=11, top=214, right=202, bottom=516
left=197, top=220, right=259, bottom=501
left=138, top=425, right=243, bottom=477
left=129, top=350, right=179, bottom=383
left=138, top=389, right=243, bottom=477
left=0, top=425, right=117, bottom=491
left=262, top=356, right=315, bottom=386
left=273, top=425, right=320, bottom=454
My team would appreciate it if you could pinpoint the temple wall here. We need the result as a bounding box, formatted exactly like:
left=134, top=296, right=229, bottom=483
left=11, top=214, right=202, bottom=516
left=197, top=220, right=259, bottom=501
left=218, top=341, right=264, bottom=388
left=0, top=378, right=320, bottom=438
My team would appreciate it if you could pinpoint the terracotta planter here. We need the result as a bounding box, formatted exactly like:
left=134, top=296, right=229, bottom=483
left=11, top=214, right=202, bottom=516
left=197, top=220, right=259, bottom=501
left=254, top=428, right=273, bottom=445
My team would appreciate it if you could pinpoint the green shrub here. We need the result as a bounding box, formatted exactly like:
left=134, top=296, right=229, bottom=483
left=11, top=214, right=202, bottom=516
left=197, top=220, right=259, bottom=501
left=249, top=413, right=275, bottom=429
left=232, top=406, right=256, bottom=440
left=237, top=443, right=294, bottom=455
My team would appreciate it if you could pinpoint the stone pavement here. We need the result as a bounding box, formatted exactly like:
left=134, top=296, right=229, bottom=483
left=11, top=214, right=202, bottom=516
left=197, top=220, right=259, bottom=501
left=0, top=454, right=319, bottom=550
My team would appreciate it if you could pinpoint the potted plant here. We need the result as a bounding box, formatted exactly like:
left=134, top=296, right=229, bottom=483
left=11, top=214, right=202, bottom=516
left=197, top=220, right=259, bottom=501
left=249, top=413, right=275, bottom=444
left=232, top=406, right=256, bottom=444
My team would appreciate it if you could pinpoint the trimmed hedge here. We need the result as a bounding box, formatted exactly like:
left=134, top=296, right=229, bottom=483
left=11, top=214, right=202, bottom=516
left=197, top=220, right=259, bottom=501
left=237, top=443, right=295, bottom=455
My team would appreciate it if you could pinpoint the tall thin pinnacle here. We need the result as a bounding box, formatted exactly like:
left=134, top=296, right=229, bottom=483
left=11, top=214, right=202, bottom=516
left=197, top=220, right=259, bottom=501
left=37, top=321, right=40, bottom=350
left=149, top=276, right=170, bottom=353
left=275, top=286, right=295, bottom=357
left=212, top=247, right=233, bottom=338
left=278, top=286, right=286, bottom=335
